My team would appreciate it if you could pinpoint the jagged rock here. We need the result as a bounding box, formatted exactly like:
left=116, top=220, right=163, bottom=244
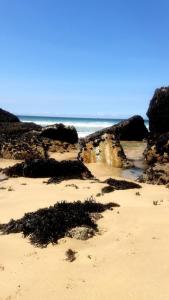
left=140, top=133, right=169, bottom=185
left=103, top=178, right=142, bottom=190
left=79, top=133, right=132, bottom=168
left=147, top=87, right=169, bottom=136
left=40, top=123, right=78, bottom=144
left=0, top=108, right=20, bottom=123
left=0, top=200, right=116, bottom=247
left=3, top=159, right=93, bottom=182
left=83, top=115, right=148, bottom=142
left=144, top=132, right=169, bottom=165
left=139, top=163, right=169, bottom=185
left=0, top=122, right=41, bottom=135
left=0, top=132, right=47, bottom=160
left=43, top=139, right=77, bottom=153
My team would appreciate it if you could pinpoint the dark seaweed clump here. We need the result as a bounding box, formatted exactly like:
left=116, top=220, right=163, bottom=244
left=103, top=178, right=142, bottom=190
left=0, top=199, right=119, bottom=247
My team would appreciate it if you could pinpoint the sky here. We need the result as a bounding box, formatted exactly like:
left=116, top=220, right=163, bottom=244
left=0, top=0, right=169, bottom=118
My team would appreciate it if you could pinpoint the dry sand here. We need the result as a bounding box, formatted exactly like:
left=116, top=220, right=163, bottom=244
left=0, top=154, right=169, bottom=300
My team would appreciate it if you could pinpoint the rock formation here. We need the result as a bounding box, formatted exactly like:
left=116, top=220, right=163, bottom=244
left=0, top=110, right=78, bottom=159
left=140, top=87, right=169, bottom=185
left=147, top=87, right=169, bottom=136
left=144, top=133, right=169, bottom=165
left=40, top=123, right=78, bottom=144
left=0, top=132, right=47, bottom=160
left=79, top=133, right=132, bottom=168
left=83, top=115, right=148, bottom=142
left=0, top=122, right=41, bottom=135
left=0, top=108, right=20, bottom=122
left=139, top=163, right=169, bottom=185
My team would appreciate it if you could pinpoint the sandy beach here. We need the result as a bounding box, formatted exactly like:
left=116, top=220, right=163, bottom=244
left=0, top=151, right=169, bottom=300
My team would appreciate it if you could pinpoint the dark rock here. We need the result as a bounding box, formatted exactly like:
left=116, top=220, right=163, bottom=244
left=0, top=199, right=118, bottom=247
left=0, top=122, right=41, bottom=136
left=0, top=132, right=47, bottom=160
left=139, top=163, right=169, bottom=185
left=40, top=123, right=78, bottom=144
left=144, top=132, right=169, bottom=165
left=147, top=87, right=169, bottom=136
left=83, top=115, right=148, bottom=142
left=0, top=108, right=20, bottom=123
left=103, top=178, right=142, bottom=190
left=3, top=159, right=93, bottom=182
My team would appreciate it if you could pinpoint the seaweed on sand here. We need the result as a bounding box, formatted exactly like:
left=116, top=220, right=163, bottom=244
left=0, top=198, right=119, bottom=247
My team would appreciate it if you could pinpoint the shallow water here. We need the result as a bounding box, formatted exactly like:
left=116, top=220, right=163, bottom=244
left=88, top=141, right=146, bottom=181
left=120, top=141, right=147, bottom=180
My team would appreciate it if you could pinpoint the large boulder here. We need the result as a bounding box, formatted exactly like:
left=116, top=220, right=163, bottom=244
left=0, top=132, right=47, bottom=160
left=83, top=115, right=148, bottom=142
left=3, top=158, right=93, bottom=182
left=40, top=123, right=78, bottom=144
left=79, top=133, right=132, bottom=168
left=0, top=108, right=20, bottom=123
left=147, top=87, right=169, bottom=136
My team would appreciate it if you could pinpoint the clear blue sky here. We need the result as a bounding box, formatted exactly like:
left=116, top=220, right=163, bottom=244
left=0, top=0, right=169, bottom=118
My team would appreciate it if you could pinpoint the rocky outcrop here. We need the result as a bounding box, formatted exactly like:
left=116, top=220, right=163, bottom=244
left=0, top=122, right=78, bottom=159
left=44, top=139, right=77, bottom=153
left=79, top=133, right=132, bottom=168
left=83, top=115, right=148, bottom=142
left=40, top=123, right=78, bottom=144
left=144, top=133, right=169, bottom=165
left=0, top=132, right=47, bottom=160
left=0, top=122, right=41, bottom=135
left=0, top=108, right=20, bottom=123
left=139, top=87, right=169, bottom=185
left=147, top=87, right=169, bottom=136
left=139, top=163, right=169, bottom=185
left=3, top=159, right=93, bottom=182
left=139, top=132, right=169, bottom=185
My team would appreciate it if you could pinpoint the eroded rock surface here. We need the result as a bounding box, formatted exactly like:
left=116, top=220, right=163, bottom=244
left=139, top=163, right=169, bottom=185
left=79, top=133, right=132, bottom=168
left=0, top=132, right=47, bottom=160
left=147, top=87, right=169, bottom=136
left=140, top=87, right=169, bottom=185
left=144, top=133, right=169, bottom=165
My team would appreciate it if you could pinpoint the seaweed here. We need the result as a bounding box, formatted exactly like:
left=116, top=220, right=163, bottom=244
left=103, top=178, right=141, bottom=190
left=0, top=198, right=119, bottom=247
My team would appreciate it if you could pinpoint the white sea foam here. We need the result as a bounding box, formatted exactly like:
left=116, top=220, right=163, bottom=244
left=19, top=116, right=149, bottom=138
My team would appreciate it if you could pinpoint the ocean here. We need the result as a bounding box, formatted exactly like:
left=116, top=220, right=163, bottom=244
left=18, top=115, right=149, bottom=138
